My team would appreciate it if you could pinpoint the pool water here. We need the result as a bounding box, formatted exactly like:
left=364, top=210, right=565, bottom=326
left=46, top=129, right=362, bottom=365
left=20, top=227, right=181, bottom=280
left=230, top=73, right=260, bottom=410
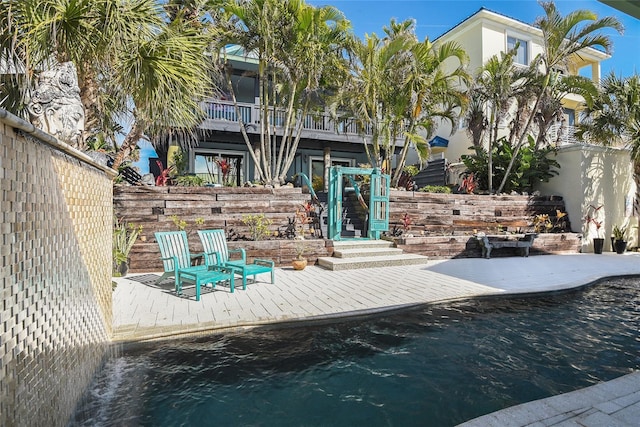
left=70, top=277, right=640, bottom=426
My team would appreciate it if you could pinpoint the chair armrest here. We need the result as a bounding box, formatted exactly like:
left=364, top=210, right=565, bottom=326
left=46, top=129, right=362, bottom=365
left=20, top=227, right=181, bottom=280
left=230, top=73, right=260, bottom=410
left=203, top=251, right=221, bottom=266
left=254, top=259, right=275, bottom=267
left=229, top=248, right=247, bottom=262
left=160, top=255, right=179, bottom=271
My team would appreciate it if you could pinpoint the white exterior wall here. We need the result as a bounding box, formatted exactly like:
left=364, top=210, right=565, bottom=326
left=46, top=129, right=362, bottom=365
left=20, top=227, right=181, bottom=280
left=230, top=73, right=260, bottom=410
left=430, top=19, right=549, bottom=164
left=537, top=144, right=636, bottom=252
left=421, top=9, right=608, bottom=168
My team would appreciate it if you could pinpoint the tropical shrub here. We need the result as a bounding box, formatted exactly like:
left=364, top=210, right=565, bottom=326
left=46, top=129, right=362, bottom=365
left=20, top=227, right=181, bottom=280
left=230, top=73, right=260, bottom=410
left=418, top=185, right=452, bottom=193
left=312, top=175, right=324, bottom=193
left=533, top=210, right=568, bottom=233
left=172, top=150, right=189, bottom=176
left=175, top=175, right=204, bottom=187
left=242, top=214, right=273, bottom=241
left=170, top=215, right=204, bottom=235
left=461, top=136, right=559, bottom=194
left=113, top=216, right=142, bottom=274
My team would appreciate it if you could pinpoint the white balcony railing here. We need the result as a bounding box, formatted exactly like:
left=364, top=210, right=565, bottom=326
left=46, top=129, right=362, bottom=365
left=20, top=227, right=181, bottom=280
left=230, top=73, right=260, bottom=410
left=548, top=124, right=582, bottom=146
left=201, top=99, right=373, bottom=138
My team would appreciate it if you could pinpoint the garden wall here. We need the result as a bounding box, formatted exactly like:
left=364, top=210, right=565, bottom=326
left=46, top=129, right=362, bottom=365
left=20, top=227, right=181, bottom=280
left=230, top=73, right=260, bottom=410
left=115, top=186, right=581, bottom=270
left=387, top=190, right=581, bottom=258
left=114, top=186, right=331, bottom=272
left=393, top=233, right=581, bottom=259
left=0, top=109, right=116, bottom=426
left=538, top=144, right=636, bottom=252
left=387, top=190, right=572, bottom=235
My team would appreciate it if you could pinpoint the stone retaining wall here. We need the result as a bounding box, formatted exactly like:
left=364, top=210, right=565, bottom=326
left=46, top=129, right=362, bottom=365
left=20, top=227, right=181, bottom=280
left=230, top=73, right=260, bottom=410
left=388, top=191, right=571, bottom=235
left=0, top=109, right=116, bottom=426
left=114, top=185, right=329, bottom=272
left=394, top=233, right=581, bottom=259
left=115, top=187, right=581, bottom=271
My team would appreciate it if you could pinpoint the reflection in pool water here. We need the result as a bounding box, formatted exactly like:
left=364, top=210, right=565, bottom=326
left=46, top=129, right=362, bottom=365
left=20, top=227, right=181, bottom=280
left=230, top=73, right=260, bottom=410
left=70, top=277, right=640, bottom=426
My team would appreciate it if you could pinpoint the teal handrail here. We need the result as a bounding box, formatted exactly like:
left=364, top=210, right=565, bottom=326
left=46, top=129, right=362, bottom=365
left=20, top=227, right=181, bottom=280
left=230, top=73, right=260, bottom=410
left=293, top=173, right=318, bottom=203
left=346, top=175, right=368, bottom=210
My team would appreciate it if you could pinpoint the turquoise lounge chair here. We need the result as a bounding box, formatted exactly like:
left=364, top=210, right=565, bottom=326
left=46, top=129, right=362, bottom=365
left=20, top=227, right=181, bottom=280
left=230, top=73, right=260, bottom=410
left=197, top=229, right=275, bottom=289
left=154, top=231, right=235, bottom=299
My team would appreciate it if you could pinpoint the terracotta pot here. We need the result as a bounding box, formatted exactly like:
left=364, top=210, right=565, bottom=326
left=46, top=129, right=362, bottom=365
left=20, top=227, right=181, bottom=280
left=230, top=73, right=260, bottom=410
left=292, top=258, right=308, bottom=270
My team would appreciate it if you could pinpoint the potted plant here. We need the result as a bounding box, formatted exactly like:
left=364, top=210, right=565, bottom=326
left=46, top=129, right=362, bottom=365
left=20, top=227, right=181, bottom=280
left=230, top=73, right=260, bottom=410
left=292, top=241, right=308, bottom=270
left=612, top=225, right=628, bottom=254
left=113, top=216, right=143, bottom=276
left=584, top=204, right=604, bottom=254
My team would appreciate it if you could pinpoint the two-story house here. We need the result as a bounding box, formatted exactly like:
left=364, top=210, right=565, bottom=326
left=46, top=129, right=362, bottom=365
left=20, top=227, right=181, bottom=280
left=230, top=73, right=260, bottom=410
left=179, top=8, right=610, bottom=189
left=426, top=7, right=609, bottom=165
left=185, top=45, right=399, bottom=189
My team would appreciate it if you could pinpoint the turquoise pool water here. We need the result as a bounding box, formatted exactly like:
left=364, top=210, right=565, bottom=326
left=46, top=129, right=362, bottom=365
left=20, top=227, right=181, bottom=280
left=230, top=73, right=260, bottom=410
left=71, top=277, right=639, bottom=426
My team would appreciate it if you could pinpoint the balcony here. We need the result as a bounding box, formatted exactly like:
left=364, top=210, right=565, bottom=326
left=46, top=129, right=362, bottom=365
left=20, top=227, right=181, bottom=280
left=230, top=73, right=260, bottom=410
left=548, top=124, right=583, bottom=146
left=200, top=99, right=379, bottom=144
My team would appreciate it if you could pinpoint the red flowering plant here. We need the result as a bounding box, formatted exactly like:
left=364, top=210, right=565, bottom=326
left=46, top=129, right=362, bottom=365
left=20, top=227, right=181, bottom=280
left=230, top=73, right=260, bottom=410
left=295, top=203, right=314, bottom=239
left=583, top=204, right=604, bottom=238
left=459, top=173, right=477, bottom=194
left=402, top=213, right=412, bottom=234
left=216, top=158, right=231, bottom=186
left=155, top=160, right=175, bottom=186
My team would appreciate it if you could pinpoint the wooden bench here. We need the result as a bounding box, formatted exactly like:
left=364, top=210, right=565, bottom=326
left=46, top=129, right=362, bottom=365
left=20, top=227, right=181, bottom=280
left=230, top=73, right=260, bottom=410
left=475, top=233, right=537, bottom=259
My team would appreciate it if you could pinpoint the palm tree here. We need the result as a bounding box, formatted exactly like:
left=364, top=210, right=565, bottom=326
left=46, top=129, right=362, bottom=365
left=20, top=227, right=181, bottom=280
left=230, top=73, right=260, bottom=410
left=330, top=27, right=412, bottom=171
left=495, top=1, right=622, bottom=194
left=533, top=73, right=598, bottom=148
left=390, top=37, right=469, bottom=187
left=464, top=98, right=487, bottom=153
left=577, top=73, right=640, bottom=156
left=1, top=0, right=215, bottom=169
left=471, top=48, right=531, bottom=193
left=336, top=19, right=469, bottom=186
left=110, top=8, right=214, bottom=169
left=217, top=0, right=350, bottom=185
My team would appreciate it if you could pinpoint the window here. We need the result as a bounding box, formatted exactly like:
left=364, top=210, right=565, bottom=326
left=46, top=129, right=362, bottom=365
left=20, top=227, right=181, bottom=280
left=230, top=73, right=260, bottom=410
left=507, top=36, right=529, bottom=65
left=309, top=157, right=354, bottom=191
left=193, top=150, right=245, bottom=186
left=563, top=108, right=575, bottom=127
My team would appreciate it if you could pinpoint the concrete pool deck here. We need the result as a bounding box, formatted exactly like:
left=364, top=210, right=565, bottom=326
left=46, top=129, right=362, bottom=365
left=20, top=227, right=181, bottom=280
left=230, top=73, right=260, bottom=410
left=112, top=252, right=640, bottom=426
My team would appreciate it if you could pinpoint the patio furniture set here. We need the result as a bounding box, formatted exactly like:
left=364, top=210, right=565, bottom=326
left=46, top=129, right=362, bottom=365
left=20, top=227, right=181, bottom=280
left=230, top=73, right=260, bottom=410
left=155, top=229, right=275, bottom=301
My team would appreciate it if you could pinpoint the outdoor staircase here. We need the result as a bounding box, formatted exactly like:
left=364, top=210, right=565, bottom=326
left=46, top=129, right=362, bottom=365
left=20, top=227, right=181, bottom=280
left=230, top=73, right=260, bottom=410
left=317, top=239, right=429, bottom=271
left=316, top=189, right=367, bottom=239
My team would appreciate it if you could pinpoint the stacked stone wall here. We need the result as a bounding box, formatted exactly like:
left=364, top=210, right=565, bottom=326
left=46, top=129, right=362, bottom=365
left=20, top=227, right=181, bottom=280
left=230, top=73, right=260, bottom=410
left=388, top=191, right=581, bottom=258
left=115, top=187, right=581, bottom=270
left=114, top=185, right=330, bottom=271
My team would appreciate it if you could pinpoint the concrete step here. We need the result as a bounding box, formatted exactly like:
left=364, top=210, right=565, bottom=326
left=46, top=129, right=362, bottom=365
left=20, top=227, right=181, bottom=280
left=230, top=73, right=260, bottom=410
left=330, top=240, right=395, bottom=250
left=317, top=253, right=429, bottom=271
left=333, top=247, right=404, bottom=258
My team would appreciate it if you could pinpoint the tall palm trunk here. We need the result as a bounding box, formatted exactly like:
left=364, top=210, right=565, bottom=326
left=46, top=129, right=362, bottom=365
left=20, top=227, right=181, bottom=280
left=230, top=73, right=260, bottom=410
left=495, top=77, right=547, bottom=194
left=77, top=63, right=100, bottom=149
left=112, top=120, right=145, bottom=170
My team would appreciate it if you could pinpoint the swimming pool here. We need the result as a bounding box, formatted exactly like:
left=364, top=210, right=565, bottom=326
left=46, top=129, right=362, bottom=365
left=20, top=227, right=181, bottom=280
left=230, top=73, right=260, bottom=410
left=70, top=277, right=639, bottom=426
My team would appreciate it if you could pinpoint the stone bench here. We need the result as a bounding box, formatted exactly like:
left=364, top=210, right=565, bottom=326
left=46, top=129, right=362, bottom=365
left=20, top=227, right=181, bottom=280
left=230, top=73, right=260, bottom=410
left=475, top=233, right=537, bottom=259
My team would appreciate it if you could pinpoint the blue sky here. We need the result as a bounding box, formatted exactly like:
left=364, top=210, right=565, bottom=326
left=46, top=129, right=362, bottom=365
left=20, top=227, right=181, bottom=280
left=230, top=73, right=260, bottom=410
left=308, top=0, right=639, bottom=77
left=135, top=0, right=639, bottom=174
